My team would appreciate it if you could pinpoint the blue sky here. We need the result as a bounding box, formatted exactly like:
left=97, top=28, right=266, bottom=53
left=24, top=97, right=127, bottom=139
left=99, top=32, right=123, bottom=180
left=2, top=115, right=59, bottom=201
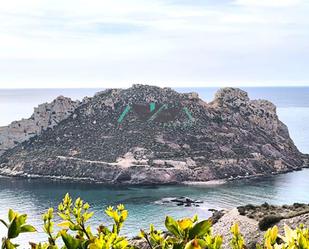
left=0, top=0, right=308, bottom=88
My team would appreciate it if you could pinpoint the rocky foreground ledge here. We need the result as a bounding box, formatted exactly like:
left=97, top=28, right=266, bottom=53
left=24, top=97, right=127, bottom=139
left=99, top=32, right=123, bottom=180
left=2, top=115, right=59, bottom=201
left=130, top=203, right=309, bottom=249
left=211, top=203, right=309, bottom=248
left=0, top=85, right=308, bottom=184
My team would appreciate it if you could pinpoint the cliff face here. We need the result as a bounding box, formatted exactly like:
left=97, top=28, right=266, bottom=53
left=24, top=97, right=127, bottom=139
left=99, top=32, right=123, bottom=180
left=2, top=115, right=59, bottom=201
left=0, top=85, right=306, bottom=184
left=0, top=96, right=79, bottom=156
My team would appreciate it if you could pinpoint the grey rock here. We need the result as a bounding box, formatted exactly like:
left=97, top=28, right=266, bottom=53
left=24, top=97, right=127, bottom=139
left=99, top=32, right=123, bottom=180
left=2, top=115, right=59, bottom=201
left=156, top=196, right=203, bottom=207
left=0, top=96, right=80, bottom=155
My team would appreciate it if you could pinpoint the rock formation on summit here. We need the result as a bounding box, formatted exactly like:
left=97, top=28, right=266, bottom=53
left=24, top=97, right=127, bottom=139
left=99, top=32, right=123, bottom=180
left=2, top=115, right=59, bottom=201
left=0, top=85, right=307, bottom=184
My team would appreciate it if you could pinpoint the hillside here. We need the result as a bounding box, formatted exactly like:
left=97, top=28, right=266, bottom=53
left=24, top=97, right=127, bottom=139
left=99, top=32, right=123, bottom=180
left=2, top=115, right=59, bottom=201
left=0, top=96, right=79, bottom=156
left=0, top=85, right=307, bottom=184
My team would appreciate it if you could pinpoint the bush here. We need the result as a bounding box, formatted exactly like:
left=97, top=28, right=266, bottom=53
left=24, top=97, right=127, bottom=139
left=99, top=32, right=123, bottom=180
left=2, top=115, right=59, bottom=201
left=258, top=215, right=282, bottom=231
left=293, top=203, right=305, bottom=208
left=237, top=207, right=246, bottom=216
left=261, top=203, right=269, bottom=209
left=0, top=193, right=130, bottom=249
left=244, top=204, right=256, bottom=210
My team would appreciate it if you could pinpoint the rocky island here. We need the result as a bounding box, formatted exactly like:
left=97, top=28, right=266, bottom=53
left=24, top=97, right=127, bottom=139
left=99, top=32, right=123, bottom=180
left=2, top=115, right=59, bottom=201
left=0, top=85, right=308, bottom=184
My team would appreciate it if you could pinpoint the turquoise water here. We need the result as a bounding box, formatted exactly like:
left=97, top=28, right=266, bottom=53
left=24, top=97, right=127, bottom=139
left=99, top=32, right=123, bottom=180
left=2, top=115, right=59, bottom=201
left=1, top=169, right=309, bottom=244
left=0, top=87, right=309, bottom=245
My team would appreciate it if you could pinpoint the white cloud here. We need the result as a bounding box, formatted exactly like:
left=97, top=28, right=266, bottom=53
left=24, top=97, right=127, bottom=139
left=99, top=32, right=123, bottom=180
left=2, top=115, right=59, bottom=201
left=234, top=0, right=302, bottom=7
left=0, top=0, right=308, bottom=88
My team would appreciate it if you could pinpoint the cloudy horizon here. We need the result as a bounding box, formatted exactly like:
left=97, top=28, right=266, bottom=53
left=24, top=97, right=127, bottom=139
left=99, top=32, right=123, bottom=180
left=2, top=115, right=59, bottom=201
left=0, top=0, right=308, bottom=88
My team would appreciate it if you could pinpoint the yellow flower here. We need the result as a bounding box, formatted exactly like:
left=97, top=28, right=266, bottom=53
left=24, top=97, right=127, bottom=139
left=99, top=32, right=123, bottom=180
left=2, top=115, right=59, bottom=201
left=117, top=204, right=125, bottom=211
left=178, top=218, right=193, bottom=230
left=121, top=210, right=128, bottom=220
left=230, top=223, right=240, bottom=236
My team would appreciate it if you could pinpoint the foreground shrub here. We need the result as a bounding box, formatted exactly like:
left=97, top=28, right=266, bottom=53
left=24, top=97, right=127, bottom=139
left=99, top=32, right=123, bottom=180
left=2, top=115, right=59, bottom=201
left=139, top=215, right=222, bottom=249
left=230, top=223, right=245, bottom=249
left=1, top=194, right=309, bottom=249
left=0, top=209, right=36, bottom=248
left=1, top=194, right=130, bottom=249
left=257, top=224, right=309, bottom=249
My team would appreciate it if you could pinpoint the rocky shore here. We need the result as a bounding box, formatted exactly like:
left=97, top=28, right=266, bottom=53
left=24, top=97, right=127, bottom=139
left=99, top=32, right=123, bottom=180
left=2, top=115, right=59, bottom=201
left=130, top=202, right=309, bottom=249
left=211, top=203, right=309, bottom=249
left=0, top=85, right=308, bottom=184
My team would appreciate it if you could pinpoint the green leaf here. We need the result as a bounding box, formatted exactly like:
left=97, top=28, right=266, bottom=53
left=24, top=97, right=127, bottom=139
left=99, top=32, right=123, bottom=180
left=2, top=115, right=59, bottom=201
left=85, top=225, right=93, bottom=238
left=213, top=236, right=223, bottom=249
left=57, top=212, right=68, bottom=220
left=80, top=241, right=90, bottom=249
left=8, top=209, right=15, bottom=222
left=83, top=212, right=94, bottom=221
left=60, top=231, right=82, bottom=249
left=114, top=238, right=129, bottom=249
left=172, top=242, right=185, bottom=249
left=188, top=220, right=211, bottom=239
left=3, top=238, right=18, bottom=249
left=165, top=216, right=183, bottom=238
left=0, top=218, right=8, bottom=228
left=57, top=221, right=71, bottom=229
left=69, top=224, right=82, bottom=231
left=20, top=225, right=37, bottom=233
left=8, top=216, right=20, bottom=239
left=16, top=214, right=27, bottom=226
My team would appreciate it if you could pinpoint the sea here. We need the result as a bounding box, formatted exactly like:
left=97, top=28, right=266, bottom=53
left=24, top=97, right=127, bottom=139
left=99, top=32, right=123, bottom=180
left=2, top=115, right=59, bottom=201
left=0, top=87, right=309, bottom=245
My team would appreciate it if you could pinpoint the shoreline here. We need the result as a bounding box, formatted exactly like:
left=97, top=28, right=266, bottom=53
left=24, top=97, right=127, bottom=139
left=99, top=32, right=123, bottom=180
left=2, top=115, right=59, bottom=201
left=0, top=164, right=308, bottom=186
left=182, top=179, right=227, bottom=185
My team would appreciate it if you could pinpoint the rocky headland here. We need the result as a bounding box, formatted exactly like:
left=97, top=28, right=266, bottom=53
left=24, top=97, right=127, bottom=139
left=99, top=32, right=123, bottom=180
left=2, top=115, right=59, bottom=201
left=0, top=85, right=308, bottom=184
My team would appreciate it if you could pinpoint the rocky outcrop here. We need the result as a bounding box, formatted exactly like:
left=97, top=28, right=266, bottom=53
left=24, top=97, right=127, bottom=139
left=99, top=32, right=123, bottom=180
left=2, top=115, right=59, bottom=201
left=212, top=203, right=309, bottom=249
left=155, top=197, right=203, bottom=207
left=0, top=85, right=307, bottom=184
left=0, top=96, right=79, bottom=155
left=132, top=203, right=309, bottom=249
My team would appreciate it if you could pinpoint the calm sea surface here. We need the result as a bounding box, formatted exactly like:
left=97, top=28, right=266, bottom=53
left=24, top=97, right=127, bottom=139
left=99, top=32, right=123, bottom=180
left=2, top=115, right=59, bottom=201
left=0, top=87, right=309, bottom=245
